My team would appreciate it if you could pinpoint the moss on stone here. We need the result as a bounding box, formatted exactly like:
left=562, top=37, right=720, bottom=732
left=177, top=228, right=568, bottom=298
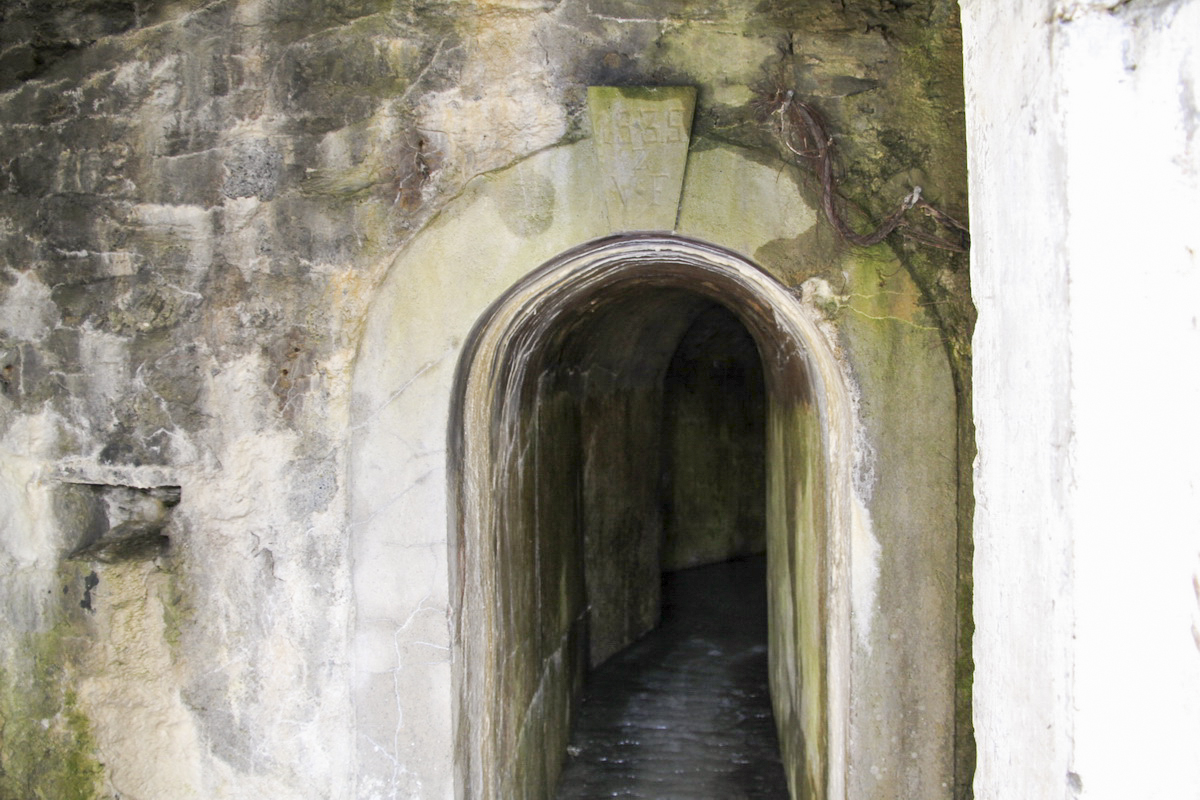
left=0, top=627, right=105, bottom=800
left=751, top=7, right=977, bottom=792
left=159, top=562, right=192, bottom=654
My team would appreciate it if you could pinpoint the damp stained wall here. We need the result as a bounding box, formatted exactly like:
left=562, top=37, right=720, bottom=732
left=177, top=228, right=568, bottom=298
left=356, top=136, right=960, bottom=799
left=0, top=1, right=972, bottom=798
left=660, top=303, right=768, bottom=572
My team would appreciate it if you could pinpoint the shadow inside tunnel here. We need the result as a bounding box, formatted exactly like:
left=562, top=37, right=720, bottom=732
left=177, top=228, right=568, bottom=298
left=556, top=555, right=790, bottom=799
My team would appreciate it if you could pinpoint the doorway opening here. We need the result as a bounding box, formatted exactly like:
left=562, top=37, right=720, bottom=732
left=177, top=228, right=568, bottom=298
left=550, top=296, right=786, bottom=796
left=449, top=235, right=853, bottom=800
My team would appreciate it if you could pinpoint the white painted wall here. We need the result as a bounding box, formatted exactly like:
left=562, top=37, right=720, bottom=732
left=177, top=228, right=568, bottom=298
left=963, top=0, right=1200, bottom=797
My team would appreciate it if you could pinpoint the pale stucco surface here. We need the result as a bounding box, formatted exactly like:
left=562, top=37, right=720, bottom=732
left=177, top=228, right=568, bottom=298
left=964, top=1, right=1200, bottom=797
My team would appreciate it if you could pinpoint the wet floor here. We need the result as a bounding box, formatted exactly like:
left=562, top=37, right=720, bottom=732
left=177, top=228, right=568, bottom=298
left=555, top=555, right=790, bottom=799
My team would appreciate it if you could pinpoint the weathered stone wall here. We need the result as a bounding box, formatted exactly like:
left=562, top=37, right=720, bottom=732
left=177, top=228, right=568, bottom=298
left=358, top=138, right=961, bottom=798
left=0, top=1, right=971, bottom=798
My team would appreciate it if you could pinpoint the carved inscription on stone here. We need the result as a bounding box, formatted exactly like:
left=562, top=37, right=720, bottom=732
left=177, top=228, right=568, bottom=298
left=588, top=86, right=696, bottom=231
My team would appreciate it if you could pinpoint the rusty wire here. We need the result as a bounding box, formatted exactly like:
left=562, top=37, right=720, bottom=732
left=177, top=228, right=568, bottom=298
left=766, top=87, right=969, bottom=253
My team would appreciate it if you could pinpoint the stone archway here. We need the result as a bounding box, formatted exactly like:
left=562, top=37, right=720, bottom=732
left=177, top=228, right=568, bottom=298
left=448, top=234, right=856, bottom=800
left=349, top=127, right=957, bottom=800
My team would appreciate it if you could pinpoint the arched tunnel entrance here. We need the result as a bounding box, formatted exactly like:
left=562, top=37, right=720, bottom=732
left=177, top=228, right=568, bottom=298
left=553, top=296, right=789, bottom=797
left=450, top=235, right=854, bottom=800
left=538, top=288, right=769, bottom=672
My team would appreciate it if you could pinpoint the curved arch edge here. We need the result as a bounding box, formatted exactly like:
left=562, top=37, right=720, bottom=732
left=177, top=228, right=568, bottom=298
left=448, top=234, right=865, bottom=800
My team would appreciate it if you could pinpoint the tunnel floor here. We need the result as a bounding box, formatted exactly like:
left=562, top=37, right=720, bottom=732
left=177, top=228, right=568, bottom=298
left=555, top=555, right=790, bottom=799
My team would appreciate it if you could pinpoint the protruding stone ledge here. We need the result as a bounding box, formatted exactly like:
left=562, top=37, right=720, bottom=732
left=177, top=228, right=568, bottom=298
left=52, top=459, right=182, bottom=565
left=52, top=458, right=180, bottom=491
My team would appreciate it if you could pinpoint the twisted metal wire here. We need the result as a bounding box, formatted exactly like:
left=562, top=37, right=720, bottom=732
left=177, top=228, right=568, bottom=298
left=771, top=89, right=969, bottom=253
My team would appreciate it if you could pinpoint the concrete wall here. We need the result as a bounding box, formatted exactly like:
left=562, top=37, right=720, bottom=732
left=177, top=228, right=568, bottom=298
left=0, top=1, right=969, bottom=798
left=661, top=303, right=768, bottom=571
left=963, top=0, right=1200, bottom=797
left=442, top=239, right=857, bottom=798
left=2, top=0, right=1193, bottom=794
left=353, top=133, right=960, bottom=797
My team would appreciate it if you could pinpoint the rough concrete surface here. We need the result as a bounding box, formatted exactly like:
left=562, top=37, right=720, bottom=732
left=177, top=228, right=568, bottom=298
left=0, top=1, right=972, bottom=798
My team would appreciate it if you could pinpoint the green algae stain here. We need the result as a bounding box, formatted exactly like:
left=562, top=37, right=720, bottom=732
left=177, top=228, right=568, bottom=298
left=0, top=631, right=105, bottom=800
